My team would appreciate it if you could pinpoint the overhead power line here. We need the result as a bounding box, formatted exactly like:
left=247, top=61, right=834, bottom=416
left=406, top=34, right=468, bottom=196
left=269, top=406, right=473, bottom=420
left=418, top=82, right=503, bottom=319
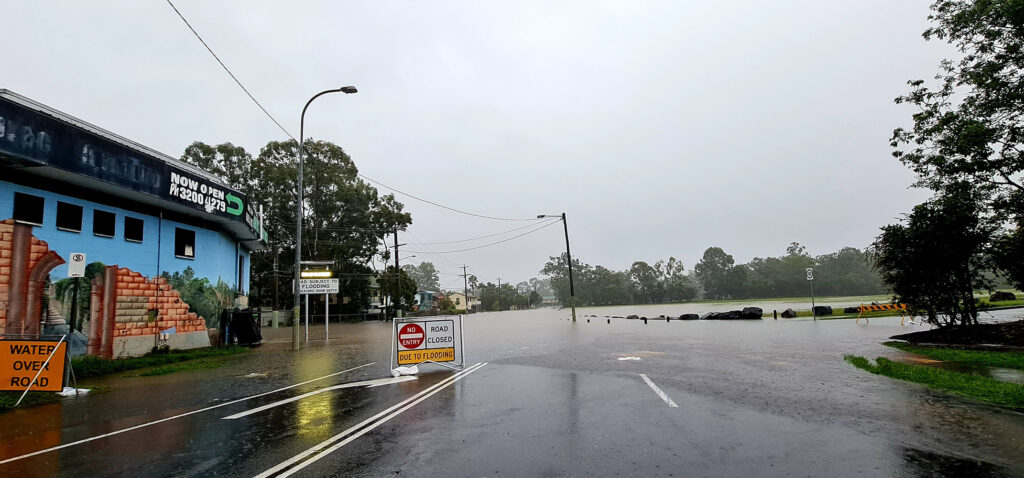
left=166, top=0, right=294, bottom=139
left=407, top=219, right=562, bottom=254
left=404, top=218, right=559, bottom=246
left=359, top=175, right=541, bottom=222
left=165, top=1, right=544, bottom=224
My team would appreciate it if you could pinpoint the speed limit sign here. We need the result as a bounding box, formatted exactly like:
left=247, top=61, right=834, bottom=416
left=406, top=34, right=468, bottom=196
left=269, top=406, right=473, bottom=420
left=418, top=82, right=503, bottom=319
left=68, top=252, right=87, bottom=278
left=806, top=268, right=814, bottom=281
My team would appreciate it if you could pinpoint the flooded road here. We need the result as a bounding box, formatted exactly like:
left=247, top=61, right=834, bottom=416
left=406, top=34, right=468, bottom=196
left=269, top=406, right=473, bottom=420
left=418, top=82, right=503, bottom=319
left=1, top=308, right=1022, bottom=477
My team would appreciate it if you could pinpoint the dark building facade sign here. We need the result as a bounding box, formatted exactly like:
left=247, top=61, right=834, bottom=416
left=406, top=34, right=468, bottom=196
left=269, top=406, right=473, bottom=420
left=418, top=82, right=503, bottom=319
left=0, top=95, right=264, bottom=242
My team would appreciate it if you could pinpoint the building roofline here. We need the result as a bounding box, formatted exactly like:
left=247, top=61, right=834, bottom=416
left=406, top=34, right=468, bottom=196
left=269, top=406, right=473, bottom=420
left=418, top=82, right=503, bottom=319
left=0, top=89, right=226, bottom=186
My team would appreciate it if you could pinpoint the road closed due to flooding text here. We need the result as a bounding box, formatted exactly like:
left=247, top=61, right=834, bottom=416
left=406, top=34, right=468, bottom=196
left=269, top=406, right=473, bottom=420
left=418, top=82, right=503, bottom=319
left=397, top=320, right=456, bottom=365
left=0, top=341, right=67, bottom=392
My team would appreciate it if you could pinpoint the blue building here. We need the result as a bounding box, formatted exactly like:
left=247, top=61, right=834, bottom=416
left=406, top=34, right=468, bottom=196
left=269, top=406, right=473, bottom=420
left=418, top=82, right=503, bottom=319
left=0, top=89, right=266, bottom=356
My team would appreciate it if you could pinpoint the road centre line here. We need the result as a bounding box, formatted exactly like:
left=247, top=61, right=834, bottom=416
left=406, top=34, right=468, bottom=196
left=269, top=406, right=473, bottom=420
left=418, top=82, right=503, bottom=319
left=0, top=362, right=375, bottom=465
left=255, top=362, right=488, bottom=478
left=639, top=374, right=678, bottom=408
left=223, top=375, right=417, bottom=419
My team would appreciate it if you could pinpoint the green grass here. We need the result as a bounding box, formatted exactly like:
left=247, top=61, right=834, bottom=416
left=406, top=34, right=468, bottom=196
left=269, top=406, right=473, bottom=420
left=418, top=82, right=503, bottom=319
left=844, top=355, right=1024, bottom=408
left=0, top=390, right=64, bottom=409
left=138, top=357, right=232, bottom=376
left=884, top=342, right=1024, bottom=370
left=72, top=346, right=249, bottom=379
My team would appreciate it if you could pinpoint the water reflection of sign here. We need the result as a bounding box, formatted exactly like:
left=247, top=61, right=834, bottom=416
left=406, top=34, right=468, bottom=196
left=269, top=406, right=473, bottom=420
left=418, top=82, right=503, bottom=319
left=68, top=252, right=86, bottom=278
left=299, top=279, right=339, bottom=294
left=396, top=319, right=455, bottom=365
left=0, top=341, right=66, bottom=392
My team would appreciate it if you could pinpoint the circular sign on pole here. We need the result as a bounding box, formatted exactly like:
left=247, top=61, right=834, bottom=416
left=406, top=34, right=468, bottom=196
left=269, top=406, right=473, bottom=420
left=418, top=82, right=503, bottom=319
left=806, top=268, right=814, bottom=281
left=399, top=323, right=424, bottom=349
left=68, top=252, right=87, bottom=278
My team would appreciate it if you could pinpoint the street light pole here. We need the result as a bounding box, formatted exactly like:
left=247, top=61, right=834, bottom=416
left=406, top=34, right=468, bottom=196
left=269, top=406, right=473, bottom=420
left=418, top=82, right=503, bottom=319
left=292, top=86, right=357, bottom=352
left=538, top=213, right=577, bottom=322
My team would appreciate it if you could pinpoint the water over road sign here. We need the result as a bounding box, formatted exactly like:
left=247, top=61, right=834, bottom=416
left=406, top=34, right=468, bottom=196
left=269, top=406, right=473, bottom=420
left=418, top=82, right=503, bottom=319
left=0, top=340, right=67, bottom=392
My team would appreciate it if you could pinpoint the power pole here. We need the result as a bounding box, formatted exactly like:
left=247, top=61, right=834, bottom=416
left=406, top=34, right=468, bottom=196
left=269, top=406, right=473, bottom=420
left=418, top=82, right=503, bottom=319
left=497, top=277, right=502, bottom=311
left=394, top=228, right=401, bottom=318
left=461, top=265, right=469, bottom=314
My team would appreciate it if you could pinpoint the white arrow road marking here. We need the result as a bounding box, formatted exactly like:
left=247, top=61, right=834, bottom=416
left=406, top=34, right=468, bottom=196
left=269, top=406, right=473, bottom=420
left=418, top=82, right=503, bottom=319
left=222, top=375, right=417, bottom=419
left=640, top=373, right=678, bottom=408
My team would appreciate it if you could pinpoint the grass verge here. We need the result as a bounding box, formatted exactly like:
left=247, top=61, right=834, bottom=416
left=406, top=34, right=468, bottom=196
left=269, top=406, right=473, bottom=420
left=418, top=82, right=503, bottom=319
left=72, top=346, right=249, bottom=379
left=884, top=342, right=1024, bottom=370
left=844, top=355, right=1024, bottom=408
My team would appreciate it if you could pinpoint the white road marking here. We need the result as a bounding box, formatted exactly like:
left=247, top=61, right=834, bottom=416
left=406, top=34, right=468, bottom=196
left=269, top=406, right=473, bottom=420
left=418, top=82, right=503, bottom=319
left=222, top=376, right=417, bottom=419
left=256, top=362, right=488, bottom=478
left=0, top=362, right=375, bottom=465
left=639, top=373, right=678, bottom=408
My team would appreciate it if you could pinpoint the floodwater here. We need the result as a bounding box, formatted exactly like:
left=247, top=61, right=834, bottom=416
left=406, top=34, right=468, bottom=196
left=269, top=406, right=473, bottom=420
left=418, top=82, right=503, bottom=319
left=2, top=307, right=1023, bottom=476
left=572, top=297, right=878, bottom=317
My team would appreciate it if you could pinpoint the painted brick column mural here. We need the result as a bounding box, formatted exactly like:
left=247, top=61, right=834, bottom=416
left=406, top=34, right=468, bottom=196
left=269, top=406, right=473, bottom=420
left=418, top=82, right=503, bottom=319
left=0, top=219, right=64, bottom=336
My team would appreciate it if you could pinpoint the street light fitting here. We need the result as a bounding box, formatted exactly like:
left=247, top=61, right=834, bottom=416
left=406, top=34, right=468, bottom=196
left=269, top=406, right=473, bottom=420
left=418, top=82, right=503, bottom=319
left=339, top=86, right=358, bottom=94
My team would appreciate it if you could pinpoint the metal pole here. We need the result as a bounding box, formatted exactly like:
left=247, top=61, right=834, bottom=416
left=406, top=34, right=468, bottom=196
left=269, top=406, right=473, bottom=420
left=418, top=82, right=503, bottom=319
left=324, top=293, right=329, bottom=340
left=394, top=229, right=402, bottom=318
left=69, top=277, right=79, bottom=333
left=293, top=86, right=356, bottom=352
left=811, top=279, right=816, bottom=321
left=562, top=213, right=577, bottom=323
left=305, top=294, right=309, bottom=341
left=462, top=265, right=469, bottom=314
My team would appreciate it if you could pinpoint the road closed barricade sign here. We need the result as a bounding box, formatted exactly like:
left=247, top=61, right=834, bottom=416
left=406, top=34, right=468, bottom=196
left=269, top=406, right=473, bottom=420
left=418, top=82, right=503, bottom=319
left=392, top=316, right=463, bottom=369
left=0, top=340, right=67, bottom=392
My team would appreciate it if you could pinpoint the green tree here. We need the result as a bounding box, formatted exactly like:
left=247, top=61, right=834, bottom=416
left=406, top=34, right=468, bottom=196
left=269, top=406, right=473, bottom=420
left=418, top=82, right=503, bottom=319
left=891, top=0, right=1024, bottom=286
left=694, top=247, right=734, bottom=299
left=529, top=290, right=543, bottom=307
left=378, top=265, right=416, bottom=314
left=402, top=262, right=441, bottom=292
left=872, top=184, right=994, bottom=327
left=181, top=139, right=412, bottom=312
left=628, top=261, right=661, bottom=303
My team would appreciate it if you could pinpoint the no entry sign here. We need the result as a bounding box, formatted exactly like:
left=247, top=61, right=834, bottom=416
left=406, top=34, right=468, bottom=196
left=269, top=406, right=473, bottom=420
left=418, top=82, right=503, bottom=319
left=399, top=323, right=425, bottom=349
left=393, top=318, right=459, bottom=366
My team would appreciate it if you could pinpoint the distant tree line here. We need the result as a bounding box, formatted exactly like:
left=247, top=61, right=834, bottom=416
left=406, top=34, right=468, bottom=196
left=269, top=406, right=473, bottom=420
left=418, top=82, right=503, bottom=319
left=539, top=243, right=885, bottom=307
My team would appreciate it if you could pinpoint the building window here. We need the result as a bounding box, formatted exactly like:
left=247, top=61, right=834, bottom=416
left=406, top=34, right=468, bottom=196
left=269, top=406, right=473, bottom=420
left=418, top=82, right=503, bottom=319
left=93, top=210, right=115, bottom=238
left=56, top=202, right=83, bottom=232
left=175, top=228, right=195, bottom=258
left=12, top=192, right=44, bottom=226
left=124, top=216, right=144, bottom=243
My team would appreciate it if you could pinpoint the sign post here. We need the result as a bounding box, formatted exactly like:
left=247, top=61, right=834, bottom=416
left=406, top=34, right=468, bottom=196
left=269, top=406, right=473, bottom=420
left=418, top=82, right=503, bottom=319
left=67, top=252, right=86, bottom=332
left=391, top=315, right=465, bottom=371
left=806, top=267, right=816, bottom=321
left=298, top=279, right=339, bottom=342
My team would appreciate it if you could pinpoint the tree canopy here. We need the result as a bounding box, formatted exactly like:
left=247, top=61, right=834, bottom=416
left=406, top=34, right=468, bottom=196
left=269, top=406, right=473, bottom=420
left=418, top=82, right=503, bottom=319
left=179, top=139, right=412, bottom=312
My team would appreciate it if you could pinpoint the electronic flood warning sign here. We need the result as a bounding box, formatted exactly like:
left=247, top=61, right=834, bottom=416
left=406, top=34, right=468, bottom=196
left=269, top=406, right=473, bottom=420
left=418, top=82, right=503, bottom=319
left=0, top=340, right=67, bottom=392
left=391, top=315, right=464, bottom=370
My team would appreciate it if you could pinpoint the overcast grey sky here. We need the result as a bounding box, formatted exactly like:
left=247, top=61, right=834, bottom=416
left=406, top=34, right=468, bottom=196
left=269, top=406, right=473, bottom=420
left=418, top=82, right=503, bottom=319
left=5, top=1, right=949, bottom=289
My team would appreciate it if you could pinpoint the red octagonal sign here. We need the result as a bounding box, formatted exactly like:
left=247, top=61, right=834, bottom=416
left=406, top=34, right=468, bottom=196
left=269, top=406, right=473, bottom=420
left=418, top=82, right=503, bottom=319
left=399, top=323, right=424, bottom=349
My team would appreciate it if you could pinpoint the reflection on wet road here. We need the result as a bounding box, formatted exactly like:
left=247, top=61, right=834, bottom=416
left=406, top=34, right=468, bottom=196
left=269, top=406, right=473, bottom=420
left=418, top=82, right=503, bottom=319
left=1, top=308, right=1022, bottom=477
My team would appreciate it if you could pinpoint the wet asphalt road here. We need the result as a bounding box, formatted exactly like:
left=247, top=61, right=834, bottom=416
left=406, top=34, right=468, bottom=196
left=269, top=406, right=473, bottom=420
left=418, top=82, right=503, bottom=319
left=1, top=308, right=1023, bottom=477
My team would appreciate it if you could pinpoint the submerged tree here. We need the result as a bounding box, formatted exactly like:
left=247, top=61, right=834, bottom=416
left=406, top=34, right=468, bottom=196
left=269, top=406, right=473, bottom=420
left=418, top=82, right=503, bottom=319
left=872, top=185, right=994, bottom=327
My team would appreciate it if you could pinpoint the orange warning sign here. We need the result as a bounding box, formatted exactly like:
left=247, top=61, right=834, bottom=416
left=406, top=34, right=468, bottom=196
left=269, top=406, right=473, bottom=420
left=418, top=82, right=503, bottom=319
left=0, top=341, right=67, bottom=392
